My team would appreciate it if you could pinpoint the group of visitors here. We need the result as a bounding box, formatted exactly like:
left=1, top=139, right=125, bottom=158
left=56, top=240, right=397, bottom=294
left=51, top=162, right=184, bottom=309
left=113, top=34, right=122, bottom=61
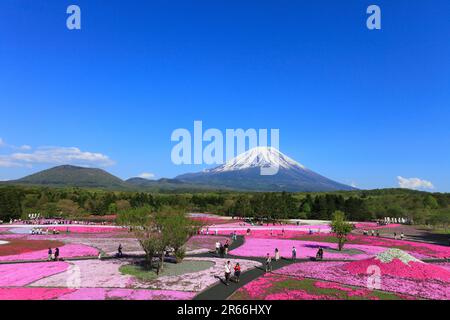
left=224, top=261, right=241, bottom=285
left=31, top=227, right=60, bottom=235
left=10, top=218, right=108, bottom=226
left=269, top=229, right=286, bottom=237
left=215, top=240, right=230, bottom=257
left=363, top=230, right=380, bottom=237
left=394, top=232, right=405, bottom=240
left=47, top=247, right=60, bottom=261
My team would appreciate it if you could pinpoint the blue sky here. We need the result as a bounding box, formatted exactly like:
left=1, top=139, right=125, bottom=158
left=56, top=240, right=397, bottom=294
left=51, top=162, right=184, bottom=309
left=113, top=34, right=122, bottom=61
left=0, top=0, right=449, bottom=191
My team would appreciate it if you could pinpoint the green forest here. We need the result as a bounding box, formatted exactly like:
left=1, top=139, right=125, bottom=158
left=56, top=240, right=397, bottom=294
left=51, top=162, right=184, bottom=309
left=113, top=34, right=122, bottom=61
left=0, top=185, right=449, bottom=229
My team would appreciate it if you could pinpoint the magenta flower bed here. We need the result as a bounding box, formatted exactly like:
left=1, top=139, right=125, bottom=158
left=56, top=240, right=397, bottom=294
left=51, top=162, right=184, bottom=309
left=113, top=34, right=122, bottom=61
left=276, top=261, right=450, bottom=300
left=292, top=233, right=450, bottom=259
left=344, top=258, right=450, bottom=282
left=57, top=288, right=196, bottom=300
left=0, top=287, right=75, bottom=300
left=52, top=226, right=122, bottom=234
left=229, top=238, right=386, bottom=260
left=0, top=262, right=70, bottom=286
left=231, top=273, right=409, bottom=300
left=435, top=263, right=450, bottom=272
left=0, top=244, right=98, bottom=262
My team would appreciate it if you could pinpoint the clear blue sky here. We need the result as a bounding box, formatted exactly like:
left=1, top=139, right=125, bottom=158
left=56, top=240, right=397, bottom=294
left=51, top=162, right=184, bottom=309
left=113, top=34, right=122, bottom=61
left=0, top=0, right=449, bottom=191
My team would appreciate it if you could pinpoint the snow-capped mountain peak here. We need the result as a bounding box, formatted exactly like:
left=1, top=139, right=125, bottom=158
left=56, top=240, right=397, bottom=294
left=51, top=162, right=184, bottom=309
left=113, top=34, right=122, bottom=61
left=208, top=146, right=306, bottom=173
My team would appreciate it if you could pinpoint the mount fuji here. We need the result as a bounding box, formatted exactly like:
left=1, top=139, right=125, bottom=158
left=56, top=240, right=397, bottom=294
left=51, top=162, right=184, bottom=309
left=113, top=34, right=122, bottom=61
left=176, top=147, right=355, bottom=192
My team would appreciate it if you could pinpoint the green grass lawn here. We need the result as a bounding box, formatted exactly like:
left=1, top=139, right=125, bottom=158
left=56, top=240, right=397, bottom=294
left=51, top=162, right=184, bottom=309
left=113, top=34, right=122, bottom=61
left=120, top=259, right=214, bottom=281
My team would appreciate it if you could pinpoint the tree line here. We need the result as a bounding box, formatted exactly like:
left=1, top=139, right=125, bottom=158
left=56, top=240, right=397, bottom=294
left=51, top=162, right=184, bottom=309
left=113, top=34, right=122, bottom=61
left=0, top=186, right=449, bottom=229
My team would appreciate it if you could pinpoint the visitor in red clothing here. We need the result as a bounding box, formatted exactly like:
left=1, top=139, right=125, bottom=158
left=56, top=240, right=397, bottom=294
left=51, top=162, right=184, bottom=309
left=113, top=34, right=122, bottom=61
left=234, top=263, right=241, bottom=282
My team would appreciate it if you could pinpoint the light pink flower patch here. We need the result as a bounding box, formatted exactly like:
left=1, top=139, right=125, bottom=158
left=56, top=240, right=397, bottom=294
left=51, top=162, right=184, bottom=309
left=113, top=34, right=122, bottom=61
left=0, top=244, right=98, bottom=262
left=0, top=262, right=70, bottom=286
left=208, top=224, right=331, bottom=237
left=57, top=288, right=196, bottom=300
left=32, top=259, right=135, bottom=288
left=229, top=238, right=386, bottom=260
left=0, top=287, right=75, bottom=300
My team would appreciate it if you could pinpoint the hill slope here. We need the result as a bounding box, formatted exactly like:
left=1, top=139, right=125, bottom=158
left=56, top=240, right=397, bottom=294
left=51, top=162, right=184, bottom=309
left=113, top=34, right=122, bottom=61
left=11, top=165, right=128, bottom=189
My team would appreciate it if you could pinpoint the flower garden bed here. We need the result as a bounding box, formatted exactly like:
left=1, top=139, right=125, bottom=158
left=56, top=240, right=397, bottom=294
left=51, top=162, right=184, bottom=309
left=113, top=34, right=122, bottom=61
left=120, top=260, right=215, bottom=282
left=290, top=233, right=450, bottom=259
left=57, top=288, right=196, bottom=300
left=0, top=261, right=70, bottom=286
left=0, top=288, right=75, bottom=300
left=0, top=239, right=65, bottom=257
left=229, top=238, right=387, bottom=260
left=206, top=225, right=331, bottom=237
left=275, top=250, right=450, bottom=300
left=229, top=273, right=412, bottom=300
left=354, top=223, right=402, bottom=230
left=185, top=235, right=231, bottom=253
left=0, top=243, right=98, bottom=262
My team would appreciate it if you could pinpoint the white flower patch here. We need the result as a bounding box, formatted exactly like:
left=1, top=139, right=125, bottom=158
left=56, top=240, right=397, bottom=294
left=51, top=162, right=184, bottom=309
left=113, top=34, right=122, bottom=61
left=375, top=248, right=423, bottom=264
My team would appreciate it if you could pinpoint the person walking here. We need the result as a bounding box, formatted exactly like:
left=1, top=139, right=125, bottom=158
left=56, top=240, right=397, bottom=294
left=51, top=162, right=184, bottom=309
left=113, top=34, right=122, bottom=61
left=215, top=241, right=220, bottom=255
left=47, top=248, right=52, bottom=261
left=274, top=248, right=280, bottom=261
left=234, top=263, right=241, bottom=283
left=292, top=246, right=297, bottom=260
left=224, top=261, right=232, bottom=286
left=265, top=253, right=272, bottom=272
left=54, top=247, right=60, bottom=261
left=117, top=244, right=123, bottom=257
left=224, top=240, right=229, bottom=256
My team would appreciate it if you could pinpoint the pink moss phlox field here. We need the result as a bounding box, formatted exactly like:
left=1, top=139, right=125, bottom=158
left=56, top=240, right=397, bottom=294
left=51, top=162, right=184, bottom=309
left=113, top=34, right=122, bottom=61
left=354, top=223, right=401, bottom=230
left=207, top=224, right=331, bottom=237
left=0, top=261, right=69, bottom=286
left=0, top=234, right=27, bottom=240
left=344, top=258, right=450, bottom=282
left=57, top=288, right=196, bottom=300
left=0, top=244, right=98, bottom=262
left=233, top=273, right=387, bottom=300
left=292, top=233, right=450, bottom=259
left=229, top=238, right=385, bottom=260
left=276, top=261, right=450, bottom=300
left=31, top=259, right=135, bottom=288
left=185, top=235, right=232, bottom=252
left=51, top=226, right=122, bottom=234
left=0, top=288, right=75, bottom=300
left=435, top=263, right=450, bottom=272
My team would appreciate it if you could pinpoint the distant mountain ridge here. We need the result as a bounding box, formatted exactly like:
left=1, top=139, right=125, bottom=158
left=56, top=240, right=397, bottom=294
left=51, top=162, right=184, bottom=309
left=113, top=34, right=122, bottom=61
left=4, top=165, right=218, bottom=191
left=3, top=148, right=355, bottom=192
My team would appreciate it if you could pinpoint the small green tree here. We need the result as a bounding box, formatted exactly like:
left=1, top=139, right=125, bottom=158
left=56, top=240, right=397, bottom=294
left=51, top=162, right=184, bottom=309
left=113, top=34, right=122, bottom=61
left=330, top=210, right=353, bottom=251
left=117, top=206, right=197, bottom=272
